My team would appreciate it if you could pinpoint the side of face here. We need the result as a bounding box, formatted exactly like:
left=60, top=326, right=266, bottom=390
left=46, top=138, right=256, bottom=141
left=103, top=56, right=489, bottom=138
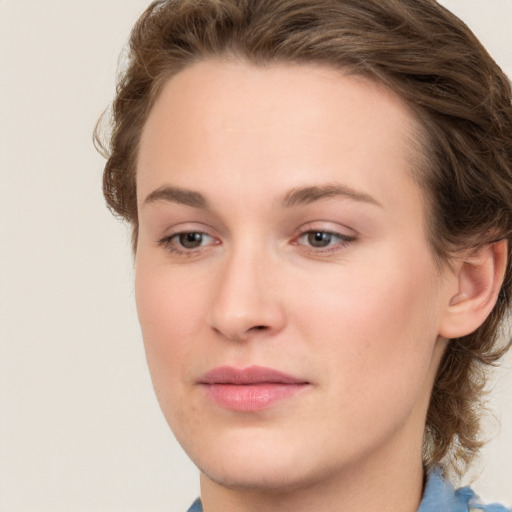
left=134, top=60, right=460, bottom=492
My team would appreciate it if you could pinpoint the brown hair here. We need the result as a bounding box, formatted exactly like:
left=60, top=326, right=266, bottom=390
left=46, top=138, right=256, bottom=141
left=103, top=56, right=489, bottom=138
left=95, top=0, right=512, bottom=476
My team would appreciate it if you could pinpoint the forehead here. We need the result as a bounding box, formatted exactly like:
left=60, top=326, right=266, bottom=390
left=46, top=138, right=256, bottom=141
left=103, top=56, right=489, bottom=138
left=136, top=60, right=425, bottom=214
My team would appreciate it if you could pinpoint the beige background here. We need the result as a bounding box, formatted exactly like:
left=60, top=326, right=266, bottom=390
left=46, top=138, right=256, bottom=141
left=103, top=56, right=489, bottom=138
left=0, top=1, right=511, bottom=511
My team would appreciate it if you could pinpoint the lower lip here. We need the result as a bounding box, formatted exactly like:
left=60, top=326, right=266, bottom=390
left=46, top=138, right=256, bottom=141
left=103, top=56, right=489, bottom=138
left=202, top=383, right=308, bottom=411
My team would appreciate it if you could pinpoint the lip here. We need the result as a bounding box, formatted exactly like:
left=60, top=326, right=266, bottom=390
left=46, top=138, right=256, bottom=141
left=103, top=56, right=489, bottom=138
left=199, top=365, right=310, bottom=411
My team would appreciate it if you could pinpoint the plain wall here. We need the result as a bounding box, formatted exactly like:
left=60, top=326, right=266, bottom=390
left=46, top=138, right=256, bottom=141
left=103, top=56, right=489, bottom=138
left=0, top=1, right=511, bottom=511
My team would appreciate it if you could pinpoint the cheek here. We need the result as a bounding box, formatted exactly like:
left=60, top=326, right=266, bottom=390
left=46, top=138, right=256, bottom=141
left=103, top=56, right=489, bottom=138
left=134, top=258, right=211, bottom=389
left=134, top=260, right=217, bottom=444
left=290, top=246, right=443, bottom=398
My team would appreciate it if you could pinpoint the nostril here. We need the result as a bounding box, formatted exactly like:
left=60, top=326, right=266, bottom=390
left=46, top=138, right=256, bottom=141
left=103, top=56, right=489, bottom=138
left=252, top=325, right=267, bottom=331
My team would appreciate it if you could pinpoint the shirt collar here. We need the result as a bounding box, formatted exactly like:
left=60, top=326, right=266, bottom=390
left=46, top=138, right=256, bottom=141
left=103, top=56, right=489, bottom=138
left=188, top=466, right=506, bottom=512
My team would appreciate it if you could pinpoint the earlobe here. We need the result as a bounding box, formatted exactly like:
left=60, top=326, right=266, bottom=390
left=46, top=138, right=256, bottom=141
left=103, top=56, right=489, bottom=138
left=439, top=240, right=508, bottom=339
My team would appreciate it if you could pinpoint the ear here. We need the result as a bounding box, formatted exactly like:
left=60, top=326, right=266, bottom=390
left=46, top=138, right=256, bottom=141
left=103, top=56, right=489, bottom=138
left=439, top=240, right=508, bottom=339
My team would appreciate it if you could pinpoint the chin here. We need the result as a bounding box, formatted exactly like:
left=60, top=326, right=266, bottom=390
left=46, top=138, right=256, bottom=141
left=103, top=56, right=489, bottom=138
left=179, top=428, right=320, bottom=492
left=198, top=455, right=316, bottom=493
left=203, top=466, right=298, bottom=492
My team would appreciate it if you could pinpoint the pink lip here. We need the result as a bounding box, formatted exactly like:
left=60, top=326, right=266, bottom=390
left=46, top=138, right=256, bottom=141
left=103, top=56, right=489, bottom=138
left=199, top=365, right=309, bottom=411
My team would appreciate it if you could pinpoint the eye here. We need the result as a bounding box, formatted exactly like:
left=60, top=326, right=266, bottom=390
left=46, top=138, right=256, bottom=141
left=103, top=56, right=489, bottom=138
left=177, top=232, right=208, bottom=249
left=304, top=231, right=338, bottom=248
left=295, top=229, right=355, bottom=252
left=158, top=231, right=218, bottom=254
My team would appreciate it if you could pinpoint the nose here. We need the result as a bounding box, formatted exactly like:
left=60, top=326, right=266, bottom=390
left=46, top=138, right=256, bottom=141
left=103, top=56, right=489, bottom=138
left=207, top=247, right=286, bottom=342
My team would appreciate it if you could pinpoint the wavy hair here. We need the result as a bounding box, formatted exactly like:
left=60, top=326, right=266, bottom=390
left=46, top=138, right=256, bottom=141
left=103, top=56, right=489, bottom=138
left=95, top=0, right=512, bottom=476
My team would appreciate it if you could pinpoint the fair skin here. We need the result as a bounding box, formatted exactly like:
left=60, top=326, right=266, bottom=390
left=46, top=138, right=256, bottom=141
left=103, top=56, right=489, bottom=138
left=134, top=60, right=506, bottom=512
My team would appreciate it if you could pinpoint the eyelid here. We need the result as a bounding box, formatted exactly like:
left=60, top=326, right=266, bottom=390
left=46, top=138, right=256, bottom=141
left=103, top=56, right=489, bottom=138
left=292, top=221, right=357, bottom=239
left=157, top=221, right=219, bottom=241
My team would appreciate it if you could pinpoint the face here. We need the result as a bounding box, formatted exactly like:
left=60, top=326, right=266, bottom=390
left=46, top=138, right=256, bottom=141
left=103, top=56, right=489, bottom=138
left=135, top=61, right=455, bottom=493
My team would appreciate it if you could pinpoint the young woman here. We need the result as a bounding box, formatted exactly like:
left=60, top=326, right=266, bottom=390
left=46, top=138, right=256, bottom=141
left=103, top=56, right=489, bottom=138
left=96, top=1, right=512, bottom=510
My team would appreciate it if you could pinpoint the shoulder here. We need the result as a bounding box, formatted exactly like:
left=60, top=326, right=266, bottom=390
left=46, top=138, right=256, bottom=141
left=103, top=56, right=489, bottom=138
left=456, top=486, right=511, bottom=512
left=419, top=467, right=510, bottom=512
left=186, top=498, right=203, bottom=512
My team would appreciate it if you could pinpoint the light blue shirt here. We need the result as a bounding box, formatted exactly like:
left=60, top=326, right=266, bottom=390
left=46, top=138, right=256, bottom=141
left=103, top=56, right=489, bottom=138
left=186, top=467, right=510, bottom=512
left=417, top=467, right=510, bottom=512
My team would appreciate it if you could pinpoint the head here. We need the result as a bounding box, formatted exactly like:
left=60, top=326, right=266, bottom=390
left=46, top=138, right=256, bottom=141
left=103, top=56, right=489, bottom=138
left=96, top=0, right=512, bottom=479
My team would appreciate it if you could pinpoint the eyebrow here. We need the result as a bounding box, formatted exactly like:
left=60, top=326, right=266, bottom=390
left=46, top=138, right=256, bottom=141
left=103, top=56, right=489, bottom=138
left=142, top=182, right=381, bottom=210
left=282, top=183, right=382, bottom=208
left=143, top=186, right=208, bottom=209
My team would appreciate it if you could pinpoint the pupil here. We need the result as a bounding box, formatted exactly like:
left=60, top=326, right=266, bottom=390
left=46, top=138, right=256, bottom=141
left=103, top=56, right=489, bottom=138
left=308, top=232, right=332, bottom=247
left=179, top=232, right=203, bottom=248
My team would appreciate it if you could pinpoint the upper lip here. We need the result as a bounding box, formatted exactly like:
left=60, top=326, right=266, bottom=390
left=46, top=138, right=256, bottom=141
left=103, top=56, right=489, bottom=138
left=199, top=365, right=308, bottom=385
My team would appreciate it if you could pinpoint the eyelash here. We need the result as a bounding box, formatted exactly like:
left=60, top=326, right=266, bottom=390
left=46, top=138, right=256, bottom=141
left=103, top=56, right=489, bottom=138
left=158, top=228, right=356, bottom=256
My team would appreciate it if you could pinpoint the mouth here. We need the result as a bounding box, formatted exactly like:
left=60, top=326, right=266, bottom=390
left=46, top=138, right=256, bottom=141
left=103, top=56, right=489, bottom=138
left=198, top=365, right=310, bottom=412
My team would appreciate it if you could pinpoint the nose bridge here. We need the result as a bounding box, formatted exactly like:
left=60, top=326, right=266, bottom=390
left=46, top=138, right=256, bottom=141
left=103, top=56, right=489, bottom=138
left=208, top=238, right=284, bottom=340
